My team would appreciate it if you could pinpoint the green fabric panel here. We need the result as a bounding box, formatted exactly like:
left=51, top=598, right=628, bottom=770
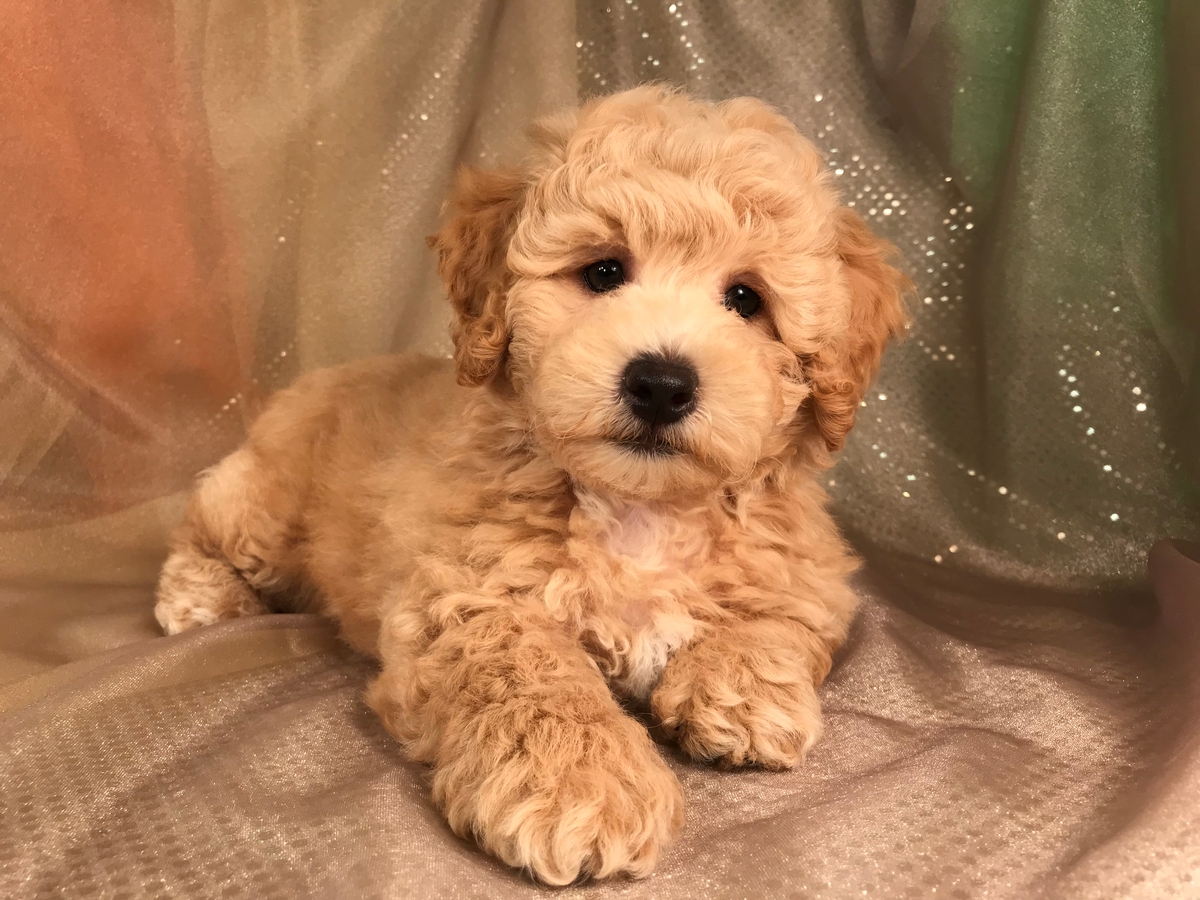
left=970, top=0, right=1196, bottom=570
left=947, top=0, right=1035, bottom=210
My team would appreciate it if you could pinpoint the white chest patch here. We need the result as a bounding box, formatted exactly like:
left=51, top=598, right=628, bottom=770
left=601, top=501, right=706, bottom=571
left=618, top=609, right=698, bottom=701
left=576, top=493, right=709, bottom=701
left=604, top=503, right=661, bottom=562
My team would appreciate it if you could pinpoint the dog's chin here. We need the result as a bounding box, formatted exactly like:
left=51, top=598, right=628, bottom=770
left=545, top=434, right=721, bottom=502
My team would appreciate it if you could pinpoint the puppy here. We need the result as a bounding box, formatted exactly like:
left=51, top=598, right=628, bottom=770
left=155, top=86, right=909, bottom=884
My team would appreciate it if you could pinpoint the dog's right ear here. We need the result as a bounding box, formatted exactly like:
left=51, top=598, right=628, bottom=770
left=428, top=166, right=527, bottom=386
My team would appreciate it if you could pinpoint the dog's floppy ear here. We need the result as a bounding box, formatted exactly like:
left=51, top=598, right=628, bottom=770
left=807, top=208, right=911, bottom=452
left=428, top=166, right=526, bottom=386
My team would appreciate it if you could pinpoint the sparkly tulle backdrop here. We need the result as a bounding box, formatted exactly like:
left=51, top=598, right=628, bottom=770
left=1, top=2, right=1199, bottom=898
left=579, top=0, right=1198, bottom=588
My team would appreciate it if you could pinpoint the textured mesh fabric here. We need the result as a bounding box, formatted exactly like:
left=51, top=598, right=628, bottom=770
left=1, top=1, right=1199, bottom=898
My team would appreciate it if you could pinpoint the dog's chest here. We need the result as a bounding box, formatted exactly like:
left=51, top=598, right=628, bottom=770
left=578, top=498, right=712, bottom=700
left=600, top=502, right=706, bottom=571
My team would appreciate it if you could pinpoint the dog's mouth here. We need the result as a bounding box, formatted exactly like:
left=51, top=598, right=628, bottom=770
left=613, top=430, right=680, bottom=457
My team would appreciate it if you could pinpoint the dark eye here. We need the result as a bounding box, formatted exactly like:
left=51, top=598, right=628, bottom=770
left=582, top=259, right=625, bottom=293
left=723, top=283, right=762, bottom=318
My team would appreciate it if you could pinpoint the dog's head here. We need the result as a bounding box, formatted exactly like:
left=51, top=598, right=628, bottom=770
left=430, top=86, right=909, bottom=501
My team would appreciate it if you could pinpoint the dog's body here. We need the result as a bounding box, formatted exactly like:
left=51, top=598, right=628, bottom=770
left=155, top=87, right=908, bottom=884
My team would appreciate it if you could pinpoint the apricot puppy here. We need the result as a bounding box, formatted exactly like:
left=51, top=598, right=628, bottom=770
left=155, top=86, right=909, bottom=884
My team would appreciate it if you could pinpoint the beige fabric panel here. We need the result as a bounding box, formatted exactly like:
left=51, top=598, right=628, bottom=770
left=1, top=549, right=1198, bottom=898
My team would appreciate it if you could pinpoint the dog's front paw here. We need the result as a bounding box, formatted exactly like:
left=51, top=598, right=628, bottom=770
left=651, top=634, right=823, bottom=769
left=433, top=707, right=683, bottom=885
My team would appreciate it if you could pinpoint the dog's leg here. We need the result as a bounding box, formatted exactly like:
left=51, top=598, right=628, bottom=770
left=367, top=601, right=684, bottom=885
left=155, top=448, right=299, bottom=634
left=649, top=615, right=836, bottom=770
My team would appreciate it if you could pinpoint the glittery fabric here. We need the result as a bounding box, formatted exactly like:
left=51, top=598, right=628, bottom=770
left=2, top=1, right=1199, bottom=897
left=575, top=0, right=1198, bottom=587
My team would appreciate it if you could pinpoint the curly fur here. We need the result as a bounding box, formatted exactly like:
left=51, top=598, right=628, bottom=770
left=155, top=86, right=909, bottom=885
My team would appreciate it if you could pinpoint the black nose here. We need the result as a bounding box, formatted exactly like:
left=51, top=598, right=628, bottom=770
left=621, top=354, right=698, bottom=427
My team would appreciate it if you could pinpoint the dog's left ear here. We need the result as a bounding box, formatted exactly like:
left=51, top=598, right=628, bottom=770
left=428, top=166, right=527, bottom=386
left=807, top=208, right=911, bottom=452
